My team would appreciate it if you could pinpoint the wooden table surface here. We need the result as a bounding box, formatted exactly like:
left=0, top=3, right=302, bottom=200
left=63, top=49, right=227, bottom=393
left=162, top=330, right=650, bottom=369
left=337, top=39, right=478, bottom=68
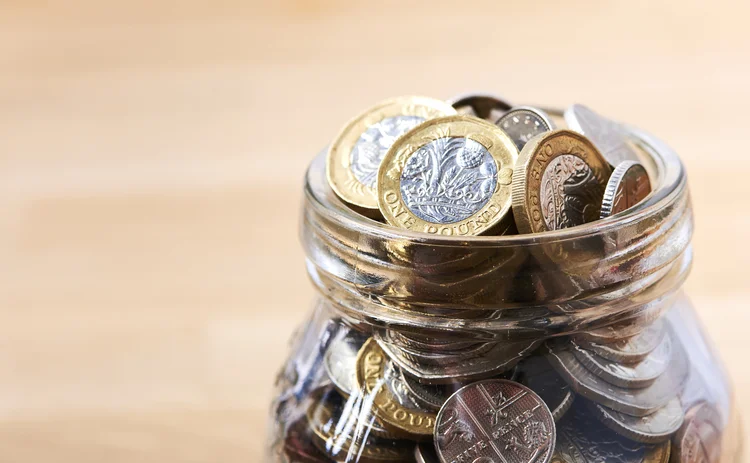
left=1, top=1, right=748, bottom=461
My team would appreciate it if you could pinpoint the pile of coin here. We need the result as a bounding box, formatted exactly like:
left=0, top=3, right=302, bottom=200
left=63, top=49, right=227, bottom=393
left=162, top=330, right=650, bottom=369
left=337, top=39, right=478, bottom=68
left=326, top=94, right=653, bottom=237
left=272, top=95, right=724, bottom=462
left=275, top=315, right=722, bottom=463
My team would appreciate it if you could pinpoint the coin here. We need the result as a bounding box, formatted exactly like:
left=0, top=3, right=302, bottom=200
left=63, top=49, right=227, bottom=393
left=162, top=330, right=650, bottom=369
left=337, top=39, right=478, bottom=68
left=571, top=334, right=672, bottom=389
left=306, top=387, right=414, bottom=462
left=511, top=129, right=612, bottom=233
left=577, top=320, right=666, bottom=363
left=434, top=379, right=556, bottom=463
left=496, top=106, right=556, bottom=151
left=448, top=92, right=513, bottom=120
left=600, top=161, right=652, bottom=218
left=327, top=96, right=456, bottom=210
left=671, top=401, right=722, bottom=463
left=378, top=115, right=518, bottom=236
left=355, top=338, right=437, bottom=437
left=414, top=443, right=440, bottom=463
left=564, top=104, right=641, bottom=166
left=324, top=329, right=367, bottom=396
left=281, top=417, right=332, bottom=463
left=516, top=356, right=575, bottom=421
left=379, top=337, right=539, bottom=385
left=574, top=317, right=654, bottom=345
left=552, top=402, right=671, bottom=462
left=546, top=338, right=688, bottom=416
left=587, top=397, right=684, bottom=444
left=401, top=372, right=458, bottom=411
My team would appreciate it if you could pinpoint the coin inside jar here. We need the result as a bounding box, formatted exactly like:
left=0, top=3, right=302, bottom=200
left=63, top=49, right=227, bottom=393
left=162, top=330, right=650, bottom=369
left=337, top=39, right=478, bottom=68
left=576, top=319, right=666, bottom=363
left=552, top=402, right=671, bottom=462
left=448, top=92, right=513, bottom=120
left=434, top=379, right=556, bottom=463
left=564, top=103, right=641, bottom=166
left=496, top=106, right=556, bottom=152
left=377, top=115, right=518, bottom=236
left=600, top=161, right=652, bottom=218
left=327, top=96, right=456, bottom=210
left=354, top=338, right=437, bottom=437
left=324, top=328, right=367, bottom=396
left=586, top=396, right=684, bottom=444
left=671, top=401, right=723, bottom=463
left=512, top=129, right=612, bottom=233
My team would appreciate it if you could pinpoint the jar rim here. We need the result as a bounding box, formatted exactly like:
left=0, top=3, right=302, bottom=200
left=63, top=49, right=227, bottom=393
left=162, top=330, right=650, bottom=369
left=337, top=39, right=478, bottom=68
left=304, top=123, right=686, bottom=247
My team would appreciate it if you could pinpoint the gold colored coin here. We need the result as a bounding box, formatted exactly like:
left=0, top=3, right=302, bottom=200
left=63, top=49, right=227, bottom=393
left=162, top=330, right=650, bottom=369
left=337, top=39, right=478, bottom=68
left=327, top=96, right=456, bottom=210
left=377, top=115, right=518, bottom=236
left=306, top=387, right=413, bottom=462
left=355, top=338, right=436, bottom=437
left=512, top=129, right=612, bottom=234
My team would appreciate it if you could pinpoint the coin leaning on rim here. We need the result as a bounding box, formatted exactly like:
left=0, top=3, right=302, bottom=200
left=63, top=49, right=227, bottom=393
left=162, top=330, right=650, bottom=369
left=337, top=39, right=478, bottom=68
left=564, top=103, right=641, bottom=167
left=600, top=161, right=652, bottom=218
left=378, top=115, right=518, bottom=236
left=326, top=96, right=456, bottom=210
left=495, top=106, right=556, bottom=152
left=434, top=379, right=556, bottom=463
left=511, top=129, right=612, bottom=234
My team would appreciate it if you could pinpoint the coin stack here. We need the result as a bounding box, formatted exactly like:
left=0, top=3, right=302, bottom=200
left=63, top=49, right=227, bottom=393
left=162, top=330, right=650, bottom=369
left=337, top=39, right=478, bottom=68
left=274, top=94, right=722, bottom=463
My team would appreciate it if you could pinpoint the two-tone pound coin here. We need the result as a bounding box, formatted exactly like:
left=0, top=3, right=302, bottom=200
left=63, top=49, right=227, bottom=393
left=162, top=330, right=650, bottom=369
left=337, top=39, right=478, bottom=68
left=512, top=130, right=612, bottom=234
left=327, top=96, right=455, bottom=210
left=600, top=161, right=652, bottom=218
left=496, top=106, right=556, bottom=152
left=378, top=115, right=518, bottom=236
left=564, top=104, right=641, bottom=167
left=355, top=338, right=437, bottom=437
left=434, top=379, right=556, bottom=463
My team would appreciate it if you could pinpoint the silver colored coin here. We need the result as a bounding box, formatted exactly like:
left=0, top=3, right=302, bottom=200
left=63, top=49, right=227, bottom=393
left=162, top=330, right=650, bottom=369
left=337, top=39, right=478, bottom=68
left=546, top=336, right=689, bottom=417
left=324, top=329, right=366, bottom=396
left=383, top=363, right=425, bottom=410
left=571, top=333, right=672, bottom=389
left=376, top=331, right=496, bottom=368
left=564, top=104, right=641, bottom=166
left=587, top=397, right=684, bottom=444
left=401, top=373, right=459, bottom=411
left=574, top=316, right=654, bottom=345
left=516, top=356, right=576, bottom=422
left=400, top=137, right=498, bottom=224
left=435, top=379, right=556, bottom=463
left=379, top=338, right=539, bottom=385
left=448, top=92, right=513, bottom=120
left=600, top=161, right=652, bottom=218
left=414, top=443, right=440, bottom=463
left=350, top=115, right=424, bottom=188
left=577, top=320, right=666, bottom=363
left=496, top=106, right=556, bottom=151
left=553, top=402, right=671, bottom=462
left=386, top=329, right=484, bottom=354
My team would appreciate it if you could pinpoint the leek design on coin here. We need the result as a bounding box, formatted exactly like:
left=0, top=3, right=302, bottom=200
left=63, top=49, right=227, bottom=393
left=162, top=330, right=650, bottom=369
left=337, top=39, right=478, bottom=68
left=600, top=161, right=652, bottom=218
left=496, top=106, right=556, bottom=152
left=378, top=115, right=518, bottom=236
left=512, top=129, right=612, bottom=234
left=434, top=379, right=556, bottom=463
left=564, top=104, right=641, bottom=166
left=326, top=96, right=456, bottom=210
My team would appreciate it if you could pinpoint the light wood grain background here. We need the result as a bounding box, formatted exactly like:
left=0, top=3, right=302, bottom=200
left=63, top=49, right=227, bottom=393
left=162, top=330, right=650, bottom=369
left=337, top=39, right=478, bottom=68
left=0, top=1, right=748, bottom=461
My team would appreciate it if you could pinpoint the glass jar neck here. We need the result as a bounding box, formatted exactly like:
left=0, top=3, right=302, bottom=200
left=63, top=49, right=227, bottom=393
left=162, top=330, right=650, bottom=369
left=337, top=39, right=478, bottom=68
left=301, top=123, right=692, bottom=339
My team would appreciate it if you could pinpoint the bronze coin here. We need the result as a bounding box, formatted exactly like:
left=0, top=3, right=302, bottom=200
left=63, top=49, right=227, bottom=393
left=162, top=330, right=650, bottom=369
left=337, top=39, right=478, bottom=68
left=281, top=417, right=332, bottom=463
left=434, top=379, right=556, bottom=463
left=553, top=402, right=671, bottom=462
left=671, top=401, right=723, bottom=463
left=587, top=397, right=684, bottom=444
left=571, top=334, right=672, bottom=389
left=546, top=338, right=688, bottom=417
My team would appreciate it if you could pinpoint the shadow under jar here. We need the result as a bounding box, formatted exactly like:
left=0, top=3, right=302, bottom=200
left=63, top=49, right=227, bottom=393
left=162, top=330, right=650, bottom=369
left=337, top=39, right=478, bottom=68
left=267, top=117, right=743, bottom=462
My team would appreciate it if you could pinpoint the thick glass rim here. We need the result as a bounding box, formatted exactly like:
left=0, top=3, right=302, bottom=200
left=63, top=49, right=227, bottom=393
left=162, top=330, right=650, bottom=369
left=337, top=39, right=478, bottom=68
left=304, top=122, right=686, bottom=247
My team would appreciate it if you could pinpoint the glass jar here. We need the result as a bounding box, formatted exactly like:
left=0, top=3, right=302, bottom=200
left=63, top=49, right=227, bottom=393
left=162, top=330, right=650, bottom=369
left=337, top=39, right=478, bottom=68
left=266, top=115, right=743, bottom=462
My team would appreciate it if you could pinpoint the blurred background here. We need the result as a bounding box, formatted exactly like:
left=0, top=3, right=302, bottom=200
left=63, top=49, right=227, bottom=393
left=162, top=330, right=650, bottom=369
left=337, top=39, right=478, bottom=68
left=1, top=0, right=748, bottom=461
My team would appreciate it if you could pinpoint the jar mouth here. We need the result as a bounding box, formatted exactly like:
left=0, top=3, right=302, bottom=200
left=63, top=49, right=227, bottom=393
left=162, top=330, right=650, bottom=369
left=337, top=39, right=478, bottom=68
left=305, top=124, right=686, bottom=247
left=301, top=110, right=692, bottom=319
